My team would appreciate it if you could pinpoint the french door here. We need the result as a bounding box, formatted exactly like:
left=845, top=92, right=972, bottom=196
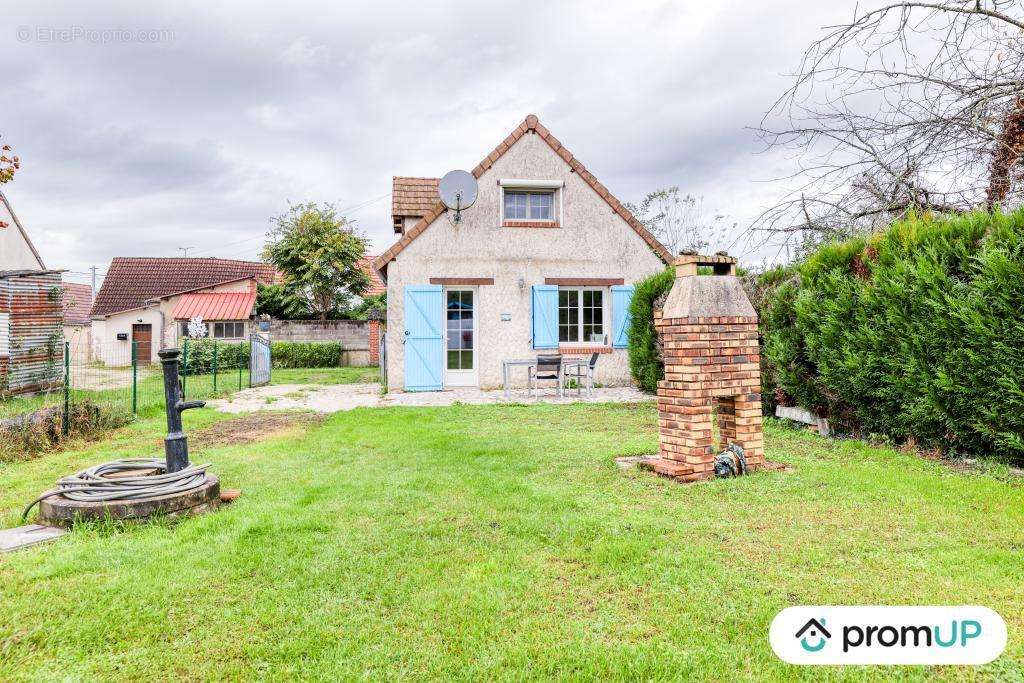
left=444, top=288, right=477, bottom=387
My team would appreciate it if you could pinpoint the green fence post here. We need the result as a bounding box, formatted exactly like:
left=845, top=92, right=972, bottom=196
left=131, top=341, right=138, bottom=415
left=182, top=339, right=188, bottom=397
left=213, top=340, right=218, bottom=394
left=62, top=341, right=70, bottom=437
left=239, top=342, right=243, bottom=391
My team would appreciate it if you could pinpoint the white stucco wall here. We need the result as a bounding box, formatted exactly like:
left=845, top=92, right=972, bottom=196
left=384, top=131, right=666, bottom=391
left=91, top=308, right=163, bottom=366
left=0, top=196, right=44, bottom=270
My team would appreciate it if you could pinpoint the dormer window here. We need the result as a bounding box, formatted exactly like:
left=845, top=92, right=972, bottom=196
left=499, top=179, right=562, bottom=227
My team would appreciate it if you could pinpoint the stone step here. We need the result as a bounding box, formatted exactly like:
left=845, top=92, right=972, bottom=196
left=0, top=524, right=66, bottom=553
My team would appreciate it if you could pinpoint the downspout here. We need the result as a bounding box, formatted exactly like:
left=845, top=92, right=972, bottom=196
left=144, top=297, right=167, bottom=350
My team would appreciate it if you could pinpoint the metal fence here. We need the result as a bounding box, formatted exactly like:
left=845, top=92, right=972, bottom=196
left=0, top=338, right=255, bottom=431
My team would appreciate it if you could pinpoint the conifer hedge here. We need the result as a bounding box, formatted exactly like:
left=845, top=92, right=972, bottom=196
left=627, top=267, right=675, bottom=393
left=758, top=210, right=1024, bottom=459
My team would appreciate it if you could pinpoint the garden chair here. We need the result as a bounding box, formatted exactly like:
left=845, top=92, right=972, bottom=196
left=563, top=353, right=600, bottom=396
left=528, top=354, right=563, bottom=398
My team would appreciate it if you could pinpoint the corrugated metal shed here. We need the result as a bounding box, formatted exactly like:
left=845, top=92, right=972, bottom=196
left=0, top=270, right=64, bottom=395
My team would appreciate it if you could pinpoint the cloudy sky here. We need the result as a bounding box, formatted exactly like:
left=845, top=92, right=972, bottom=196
left=1, top=0, right=848, bottom=286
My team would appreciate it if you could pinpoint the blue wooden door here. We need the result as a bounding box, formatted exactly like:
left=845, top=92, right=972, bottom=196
left=404, top=285, right=443, bottom=391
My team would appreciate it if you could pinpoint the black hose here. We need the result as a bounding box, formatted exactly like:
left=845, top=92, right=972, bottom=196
left=22, top=458, right=212, bottom=521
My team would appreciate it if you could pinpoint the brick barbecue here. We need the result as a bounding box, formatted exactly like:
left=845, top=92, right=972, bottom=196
left=645, top=253, right=764, bottom=481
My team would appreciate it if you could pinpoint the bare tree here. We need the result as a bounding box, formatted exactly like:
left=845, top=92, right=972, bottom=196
left=626, top=187, right=735, bottom=255
left=755, top=1, right=1024, bottom=248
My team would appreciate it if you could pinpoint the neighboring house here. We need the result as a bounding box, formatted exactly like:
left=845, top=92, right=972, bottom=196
left=62, top=281, right=94, bottom=362
left=90, top=258, right=276, bottom=365
left=375, top=114, right=672, bottom=391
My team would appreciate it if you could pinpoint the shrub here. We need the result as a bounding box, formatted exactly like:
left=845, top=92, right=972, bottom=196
left=0, top=400, right=130, bottom=463
left=183, top=339, right=347, bottom=372
left=627, top=267, right=675, bottom=393
left=757, top=209, right=1024, bottom=460
left=270, top=341, right=344, bottom=368
left=181, top=339, right=249, bottom=376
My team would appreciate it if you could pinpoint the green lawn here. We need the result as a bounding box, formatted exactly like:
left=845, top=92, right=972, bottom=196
left=0, top=403, right=1021, bottom=680
left=271, top=365, right=380, bottom=385
left=0, top=364, right=377, bottom=421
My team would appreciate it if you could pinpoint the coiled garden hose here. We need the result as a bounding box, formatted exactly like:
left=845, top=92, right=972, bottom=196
left=22, top=458, right=212, bottom=521
left=713, top=443, right=748, bottom=478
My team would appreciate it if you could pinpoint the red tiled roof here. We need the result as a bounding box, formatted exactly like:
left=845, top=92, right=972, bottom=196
left=392, top=177, right=440, bottom=218
left=91, top=257, right=276, bottom=317
left=171, top=291, right=257, bottom=321
left=358, top=256, right=386, bottom=297
left=375, top=115, right=672, bottom=277
left=62, top=282, right=93, bottom=325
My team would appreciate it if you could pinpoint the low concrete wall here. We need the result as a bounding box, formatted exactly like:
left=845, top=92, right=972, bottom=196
left=268, top=319, right=371, bottom=366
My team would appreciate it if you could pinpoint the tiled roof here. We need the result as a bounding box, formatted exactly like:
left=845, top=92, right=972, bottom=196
left=392, top=177, right=440, bottom=218
left=375, top=115, right=672, bottom=277
left=91, top=257, right=276, bottom=317
left=62, top=282, right=93, bottom=325
left=358, top=256, right=386, bottom=297
left=171, top=292, right=257, bottom=321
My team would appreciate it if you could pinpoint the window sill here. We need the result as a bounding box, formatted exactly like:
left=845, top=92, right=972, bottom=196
left=558, top=344, right=613, bottom=354
left=502, top=220, right=561, bottom=229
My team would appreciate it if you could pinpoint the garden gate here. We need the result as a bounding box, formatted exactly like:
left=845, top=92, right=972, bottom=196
left=249, top=333, right=271, bottom=387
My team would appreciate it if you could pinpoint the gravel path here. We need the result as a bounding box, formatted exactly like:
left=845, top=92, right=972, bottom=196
left=208, top=383, right=650, bottom=414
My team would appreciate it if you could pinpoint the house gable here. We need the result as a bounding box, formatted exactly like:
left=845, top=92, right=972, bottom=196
left=375, top=115, right=671, bottom=277
left=0, top=190, right=46, bottom=271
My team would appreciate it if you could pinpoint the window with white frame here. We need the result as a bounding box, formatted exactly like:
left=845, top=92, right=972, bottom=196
left=503, top=189, right=556, bottom=222
left=212, top=321, right=245, bottom=339
left=558, top=288, right=605, bottom=343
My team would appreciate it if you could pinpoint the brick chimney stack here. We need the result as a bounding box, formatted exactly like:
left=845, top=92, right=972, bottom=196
left=647, top=253, right=764, bottom=482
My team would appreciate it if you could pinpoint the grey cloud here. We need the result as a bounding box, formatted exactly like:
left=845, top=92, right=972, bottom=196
left=0, top=0, right=853, bottom=278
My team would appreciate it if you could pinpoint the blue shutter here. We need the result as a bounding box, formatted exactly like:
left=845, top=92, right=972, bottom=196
left=531, top=285, right=559, bottom=349
left=611, top=285, right=634, bottom=348
left=403, top=285, right=443, bottom=391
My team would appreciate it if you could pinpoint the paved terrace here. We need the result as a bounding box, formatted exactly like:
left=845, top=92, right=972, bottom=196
left=209, top=383, right=649, bottom=414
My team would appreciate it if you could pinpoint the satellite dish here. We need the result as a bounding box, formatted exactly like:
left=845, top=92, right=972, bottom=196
left=438, top=170, right=478, bottom=225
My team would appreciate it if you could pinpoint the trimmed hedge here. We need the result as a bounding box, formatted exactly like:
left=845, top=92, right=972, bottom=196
left=627, top=267, right=675, bottom=393
left=757, top=209, right=1024, bottom=460
left=182, top=339, right=346, bottom=373
left=182, top=339, right=249, bottom=376
left=270, top=341, right=344, bottom=368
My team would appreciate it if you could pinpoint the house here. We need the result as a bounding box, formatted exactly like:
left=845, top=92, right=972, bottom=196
left=90, top=258, right=276, bottom=365
left=62, top=281, right=94, bottom=362
left=375, top=114, right=671, bottom=391
left=0, top=189, right=46, bottom=271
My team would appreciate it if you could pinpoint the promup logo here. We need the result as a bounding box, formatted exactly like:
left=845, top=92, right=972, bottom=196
left=795, top=618, right=831, bottom=652
left=770, top=606, right=1006, bottom=665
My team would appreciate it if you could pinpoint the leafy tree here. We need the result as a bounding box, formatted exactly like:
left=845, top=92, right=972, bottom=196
left=349, top=292, right=386, bottom=321
left=256, top=283, right=310, bottom=320
left=262, top=203, right=369, bottom=322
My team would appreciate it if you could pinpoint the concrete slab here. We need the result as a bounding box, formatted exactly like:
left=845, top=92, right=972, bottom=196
left=0, top=524, right=66, bottom=553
